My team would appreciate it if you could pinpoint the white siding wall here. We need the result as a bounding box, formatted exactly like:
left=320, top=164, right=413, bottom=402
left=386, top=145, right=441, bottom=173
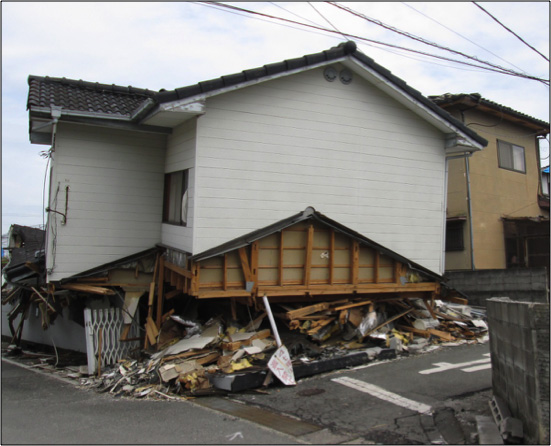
left=194, top=66, right=447, bottom=273
left=161, top=118, right=197, bottom=253
left=46, top=124, right=166, bottom=281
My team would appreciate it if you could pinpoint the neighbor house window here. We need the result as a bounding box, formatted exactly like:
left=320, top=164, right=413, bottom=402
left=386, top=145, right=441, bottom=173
left=163, top=170, right=188, bottom=226
left=446, top=220, right=464, bottom=251
left=497, top=140, right=525, bottom=173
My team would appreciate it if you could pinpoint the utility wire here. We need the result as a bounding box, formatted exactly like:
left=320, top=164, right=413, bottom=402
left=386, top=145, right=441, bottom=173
left=308, top=2, right=348, bottom=41
left=327, top=2, right=544, bottom=81
left=401, top=2, right=528, bottom=74
left=269, top=2, right=325, bottom=28
left=472, top=2, right=549, bottom=62
left=198, top=2, right=549, bottom=84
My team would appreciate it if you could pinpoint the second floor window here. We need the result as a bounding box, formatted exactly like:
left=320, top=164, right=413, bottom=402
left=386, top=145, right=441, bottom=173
left=163, top=170, right=188, bottom=226
left=446, top=220, right=464, bottom=251
left=497, top=140, right=526, bottom=173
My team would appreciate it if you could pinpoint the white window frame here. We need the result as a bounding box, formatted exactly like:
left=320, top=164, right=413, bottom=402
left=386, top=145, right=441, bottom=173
left=163, top=170, right=189, bottom=226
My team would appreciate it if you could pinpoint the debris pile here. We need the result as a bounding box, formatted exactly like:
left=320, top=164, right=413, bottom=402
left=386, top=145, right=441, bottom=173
left=79, top=295, right=487, bottom=398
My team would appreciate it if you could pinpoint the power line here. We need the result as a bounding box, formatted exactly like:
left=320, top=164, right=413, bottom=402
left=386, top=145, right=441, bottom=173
left=197, top=2, right=549, bottom=84
left=472, top=2, right=549, bottom=62
left=268, top=2, right=325, bottom=28
left=308, top=2, right=347, bottom=41
left=327, top=2, right=545, bottom=82
left=199, top=1, right=336, bottom=41
left=400, top=2, right=528, bottom=75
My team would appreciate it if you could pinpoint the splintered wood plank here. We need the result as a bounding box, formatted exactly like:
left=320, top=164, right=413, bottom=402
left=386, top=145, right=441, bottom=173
left=307, top=317, right=336, bottom=335
left=361, top=308, right=413, bottom=340
left=423, top=299, right=438, bottom=319
left=156, top=256, right=165, bottom=329
left=238, top=247, right=253, bottom=283
left=285, top=302, right=330, bottom=320
left=332, top=300, right=373, bottom=311
left=146, top=317, right=159, bottom=345
left=395, top=324, right=431, bottom=338
left=164, top=261, right=192, bottom=278
left=427, top=329, right=455, bottom=341
left=60, top=284, right=115, bottom=295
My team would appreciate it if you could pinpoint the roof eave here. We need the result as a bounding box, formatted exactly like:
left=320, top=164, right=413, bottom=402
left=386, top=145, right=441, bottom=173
left=343, top=58, right=487, bottom=150
left=144, top=57, right=349, bottom=118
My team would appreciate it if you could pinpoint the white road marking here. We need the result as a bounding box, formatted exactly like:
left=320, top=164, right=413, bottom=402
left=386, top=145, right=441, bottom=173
left=418, top=353, right=491, bottom=375
left=461, top=363, right=492, bottom=373
left=226, top=432, right=244, bottom=441
left=332, top=376, right=432, bottom=414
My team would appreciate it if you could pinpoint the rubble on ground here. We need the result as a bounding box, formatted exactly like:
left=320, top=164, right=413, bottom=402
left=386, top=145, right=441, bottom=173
left=69, top=296, right=488, bottom=399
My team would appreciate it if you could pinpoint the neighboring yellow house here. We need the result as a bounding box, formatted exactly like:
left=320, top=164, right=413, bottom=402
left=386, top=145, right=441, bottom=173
left=430, top=93, right=550, bottom=272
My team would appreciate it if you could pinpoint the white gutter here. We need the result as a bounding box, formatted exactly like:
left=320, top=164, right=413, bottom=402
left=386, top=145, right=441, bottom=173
left=30, top=106, right=131, bottom=122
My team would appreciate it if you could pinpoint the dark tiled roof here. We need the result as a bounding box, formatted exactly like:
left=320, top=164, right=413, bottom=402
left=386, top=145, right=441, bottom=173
left=430, top=93, right=550, bottom=132
left=155, top=41, right=358, bottom=103
left=27, top=75, right=155, bottom=117
left=27, top=42, right=487, bottom=146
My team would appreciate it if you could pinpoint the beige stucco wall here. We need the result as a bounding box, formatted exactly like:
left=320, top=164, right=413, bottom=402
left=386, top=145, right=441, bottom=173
left=445, top=108, right=548, bottom=270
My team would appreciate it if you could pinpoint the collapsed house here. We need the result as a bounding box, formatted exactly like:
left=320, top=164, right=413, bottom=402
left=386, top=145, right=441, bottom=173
left=3, top=41, right=489, bottom=391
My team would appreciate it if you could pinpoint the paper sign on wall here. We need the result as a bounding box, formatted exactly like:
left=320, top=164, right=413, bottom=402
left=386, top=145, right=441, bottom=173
left=267, top=345, right=296, bottom=386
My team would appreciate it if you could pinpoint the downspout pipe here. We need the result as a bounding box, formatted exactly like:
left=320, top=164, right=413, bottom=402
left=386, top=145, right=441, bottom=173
left=465, top=156, right=475, bottom=270
left=458, top=106, right=479, bottom=271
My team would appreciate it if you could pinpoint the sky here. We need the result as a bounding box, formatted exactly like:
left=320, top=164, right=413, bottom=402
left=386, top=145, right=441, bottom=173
left=2, top=1, right=549, bottom=237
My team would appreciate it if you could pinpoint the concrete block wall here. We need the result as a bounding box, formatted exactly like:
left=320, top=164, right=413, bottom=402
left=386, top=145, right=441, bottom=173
left=486, top=298, right=550, bottom=445
left=445, top=268, right=549, bottom=306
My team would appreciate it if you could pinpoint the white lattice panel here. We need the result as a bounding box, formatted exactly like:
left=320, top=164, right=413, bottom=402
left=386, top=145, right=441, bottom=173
left=84, top=307, right=140, bottom=375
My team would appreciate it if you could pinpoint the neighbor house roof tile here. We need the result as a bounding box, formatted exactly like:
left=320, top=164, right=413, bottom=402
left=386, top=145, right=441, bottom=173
left=27, top=75, right=155, bottom=117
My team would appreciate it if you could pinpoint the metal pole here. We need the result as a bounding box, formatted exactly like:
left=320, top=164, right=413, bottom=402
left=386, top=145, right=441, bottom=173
left=262, top=295, right=282, bottom=348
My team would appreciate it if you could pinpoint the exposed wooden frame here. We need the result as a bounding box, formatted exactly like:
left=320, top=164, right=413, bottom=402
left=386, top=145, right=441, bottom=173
left=304, top=224, right=314, bottom=286
left=351, top=240, right=359, bottom=286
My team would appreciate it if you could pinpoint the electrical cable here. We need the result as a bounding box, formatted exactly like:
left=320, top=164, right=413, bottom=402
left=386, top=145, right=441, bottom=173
left=199, top=1, right=338, bottom=41
left=269, top=2, right=325, bottom=28
left=197, top=2, right=549, bottom=84
left=401, top=2, right=529, bottom=74
left=472, top=2, right=549, bottom=62
left=308, top=2, right=348, bottom=41
left=327, top=2, right=547, bottom=82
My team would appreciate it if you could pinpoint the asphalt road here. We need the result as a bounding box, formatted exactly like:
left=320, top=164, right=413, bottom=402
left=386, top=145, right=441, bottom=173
left=232, top=341, right=493, bottom=444
left=1, top=359, right=301, bottom=445
left=1, top=341, right=492, bottom=445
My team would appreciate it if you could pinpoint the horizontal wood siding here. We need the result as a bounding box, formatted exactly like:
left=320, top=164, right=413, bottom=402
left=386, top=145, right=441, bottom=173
left=47, top=123, right=166, bottom=281
left=194, top=66, right=446, bottom=273
left=161, top=118, right=197, bottom=253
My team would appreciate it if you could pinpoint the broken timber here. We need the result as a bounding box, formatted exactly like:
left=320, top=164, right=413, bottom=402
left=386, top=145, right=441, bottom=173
left=158, top=207, right=452, bottom=304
